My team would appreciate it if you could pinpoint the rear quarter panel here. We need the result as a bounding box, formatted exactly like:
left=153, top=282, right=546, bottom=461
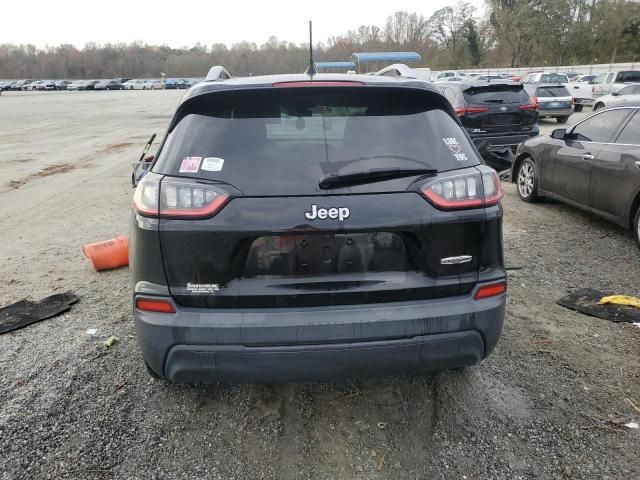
left=590, top=143, right=640, bottom=224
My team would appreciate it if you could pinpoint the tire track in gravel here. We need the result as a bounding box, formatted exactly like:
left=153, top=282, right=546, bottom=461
left=273, top=384, right=319, bottom=480
left=269, top=376, right=439, bottom=479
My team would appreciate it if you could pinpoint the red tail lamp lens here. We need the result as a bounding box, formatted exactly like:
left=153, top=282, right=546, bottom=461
left=133, top=174, right=230, bottom=219
left=454, top=107, right=489, bottom=116
left=136, top=298, right=176, bottom=313
left=421, top=170, right=503, bottom=211
left=518, top=103, right=538, bottom=111
left=474, top=282, right=507, bottom=300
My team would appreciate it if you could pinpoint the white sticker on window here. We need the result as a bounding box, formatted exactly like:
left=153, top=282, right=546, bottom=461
left=201, top=157, right=225, bottom=172
left=442, top=137, right=468, bottom=161
left=186, top=283, right=220, bottom=294
left=179, top=156, right=202, bottom=173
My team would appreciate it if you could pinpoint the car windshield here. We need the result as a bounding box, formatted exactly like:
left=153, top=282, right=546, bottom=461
left=153, top=87, right=479, bottom=195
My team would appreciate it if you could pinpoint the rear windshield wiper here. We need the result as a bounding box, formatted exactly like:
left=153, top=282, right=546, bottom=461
left=319, top=167, right=437, bottom=190
left=483, top=99, right=505, bottom=103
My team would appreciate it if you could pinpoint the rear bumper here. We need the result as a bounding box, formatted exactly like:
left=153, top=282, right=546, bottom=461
left=538, top=107, right=574, bottom=117
left=471, top=131, right=539, bottom=151
left=134, top=289, right=506, bottom=383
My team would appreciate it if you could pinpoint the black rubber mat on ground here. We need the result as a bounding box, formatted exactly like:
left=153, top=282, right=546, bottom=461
left=0, top=292, right=79, bottom=334
left=557, top=288, right=640, bottom=323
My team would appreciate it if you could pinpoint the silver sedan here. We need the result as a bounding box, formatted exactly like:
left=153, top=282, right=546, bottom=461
left=594, top=83, right=640, bottom=110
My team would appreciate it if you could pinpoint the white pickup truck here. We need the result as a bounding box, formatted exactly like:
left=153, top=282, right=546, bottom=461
left=520, top=71, right=593, bottom=112
left=591, top=70, right=640, bottom=97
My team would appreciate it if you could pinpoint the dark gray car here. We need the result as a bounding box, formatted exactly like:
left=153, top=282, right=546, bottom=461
left=512, top=106, right=640, bottom=247
left=130, top=73, right=507, bottom=383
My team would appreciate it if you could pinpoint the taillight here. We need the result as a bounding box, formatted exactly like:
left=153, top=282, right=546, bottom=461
left=518, top=96, right=538, bottom=111
left=136, top=298, right=176, bottom=313
left=132, top=172, right=161, bottom=216
left=474, top=282, right=507, bottom=300
left=133, top=173, right=230, bottom=219
left=454, top=107, right=489, bottom=116
left=420, top=168, right=504, bottom=210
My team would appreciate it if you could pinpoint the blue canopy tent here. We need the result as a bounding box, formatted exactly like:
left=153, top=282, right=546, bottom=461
left=315, top=61, right=357, bottom=72
left=349, top=52, right=422, bottom=72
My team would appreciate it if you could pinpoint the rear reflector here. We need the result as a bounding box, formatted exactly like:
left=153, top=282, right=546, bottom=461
left=273, top=81, right=364, bottom=87
left=420, top=169, right=504, bottom=210
left=474, top=282, right=507, bottom=300
left=136, top=298, right=176, bottom=313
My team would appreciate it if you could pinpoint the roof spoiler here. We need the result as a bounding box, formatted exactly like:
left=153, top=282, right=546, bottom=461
left=205, top=66, right=231, bottom=81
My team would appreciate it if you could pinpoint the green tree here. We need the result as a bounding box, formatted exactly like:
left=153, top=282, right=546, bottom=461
left=464, top=19, right=482, bottom=65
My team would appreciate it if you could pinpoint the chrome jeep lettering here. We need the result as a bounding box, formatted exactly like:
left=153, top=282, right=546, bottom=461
left=304, top=204, right=350, bottom=221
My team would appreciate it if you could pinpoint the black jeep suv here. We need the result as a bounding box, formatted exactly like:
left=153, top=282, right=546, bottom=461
left=130, top=73, right=506, bottom=383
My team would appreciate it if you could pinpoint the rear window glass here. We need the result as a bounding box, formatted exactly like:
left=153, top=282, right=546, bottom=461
left=536, top=86, right=570, bottom=97
left=617, top=71, right=640, bottom=83
left=153, top=88, right=479, bottom=195
left=463, top=85, right=529, bottom=104
left=540, top=73, right=568, bottom=84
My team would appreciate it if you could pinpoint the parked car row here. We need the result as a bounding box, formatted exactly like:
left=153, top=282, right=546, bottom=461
left=436, top=80, right=539, bottom=165
left=0, top=77, right=199, bottom=92
left=375, top=64, right=640, bottom=252
left=435, top=72, right=640, bottom=248
left=430, top=69, right=640, bottom=115
left=432, top=71, right=520, bottom=82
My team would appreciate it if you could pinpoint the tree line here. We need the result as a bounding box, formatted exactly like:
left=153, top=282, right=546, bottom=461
left=1, top=0, right=639, bottom=79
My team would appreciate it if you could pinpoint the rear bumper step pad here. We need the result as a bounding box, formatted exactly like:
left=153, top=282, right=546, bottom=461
left=165, top=331, right=484, bottom=383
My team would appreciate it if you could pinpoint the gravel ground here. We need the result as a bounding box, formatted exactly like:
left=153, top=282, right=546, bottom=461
left=0, top=92, right=638, bottom=480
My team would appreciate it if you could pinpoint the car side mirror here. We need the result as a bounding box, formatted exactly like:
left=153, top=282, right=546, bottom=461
left=611, top=91, right=619, bottom=96
left=551, top=128, right=567, bottom=140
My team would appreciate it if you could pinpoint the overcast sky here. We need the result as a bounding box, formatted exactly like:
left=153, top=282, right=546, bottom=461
left=0, top=0, right=485, bottom=48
